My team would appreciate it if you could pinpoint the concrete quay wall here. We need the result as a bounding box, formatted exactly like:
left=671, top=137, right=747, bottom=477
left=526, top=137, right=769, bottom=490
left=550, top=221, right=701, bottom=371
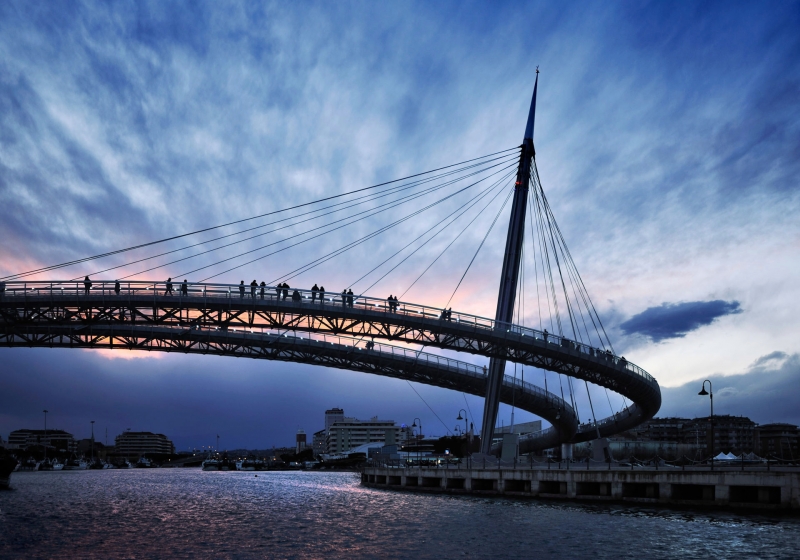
left=362, top=466, right=800, bottom=510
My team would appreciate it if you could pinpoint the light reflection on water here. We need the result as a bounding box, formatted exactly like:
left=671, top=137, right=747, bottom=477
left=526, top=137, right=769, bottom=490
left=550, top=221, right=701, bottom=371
left=1, top=470, right=799, bottom=559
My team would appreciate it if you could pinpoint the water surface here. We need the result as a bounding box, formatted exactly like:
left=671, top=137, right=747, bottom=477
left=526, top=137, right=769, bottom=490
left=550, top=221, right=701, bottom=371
left=1, top=469, right=798, bottom=559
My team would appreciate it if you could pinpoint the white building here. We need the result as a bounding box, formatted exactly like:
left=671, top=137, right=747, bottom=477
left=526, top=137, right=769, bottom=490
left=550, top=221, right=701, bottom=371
left=320, top=408, right=407, bottom=454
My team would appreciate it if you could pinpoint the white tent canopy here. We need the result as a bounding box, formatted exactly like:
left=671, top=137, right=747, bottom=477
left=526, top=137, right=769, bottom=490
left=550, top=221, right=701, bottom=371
left=713, top=452, right=738, bottom=460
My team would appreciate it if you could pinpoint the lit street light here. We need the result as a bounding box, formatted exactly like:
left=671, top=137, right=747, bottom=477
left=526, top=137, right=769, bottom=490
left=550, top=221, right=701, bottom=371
left=698, top=380, right=714, bottom=461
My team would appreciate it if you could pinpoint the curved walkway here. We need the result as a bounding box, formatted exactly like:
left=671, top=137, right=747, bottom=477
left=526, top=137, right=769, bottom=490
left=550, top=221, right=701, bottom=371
left=0, top=280, right=661, bottom=448
left=0, top=321, right=577, bottom=450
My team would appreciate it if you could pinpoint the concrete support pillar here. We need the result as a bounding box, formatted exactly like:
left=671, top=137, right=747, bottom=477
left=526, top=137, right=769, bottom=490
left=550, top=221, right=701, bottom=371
left=611, top=482, right=623, bottom=499
left=715, top=485, right=729, bottom=505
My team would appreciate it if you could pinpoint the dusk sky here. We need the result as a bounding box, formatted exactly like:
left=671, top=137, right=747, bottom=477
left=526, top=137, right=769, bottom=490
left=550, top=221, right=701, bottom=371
left=1, top=1, right=799, bottom=450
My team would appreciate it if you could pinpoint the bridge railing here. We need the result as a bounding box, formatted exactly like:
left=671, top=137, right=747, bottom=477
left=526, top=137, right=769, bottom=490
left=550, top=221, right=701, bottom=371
left=184, top=325, right=562, bottom=406
left=0, top=280, right=654, bottom=385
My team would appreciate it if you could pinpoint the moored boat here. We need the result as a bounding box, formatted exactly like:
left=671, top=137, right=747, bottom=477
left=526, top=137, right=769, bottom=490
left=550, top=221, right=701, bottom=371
left=63, top=455, right=88, bottom=470
left=136, top=456, right=156, bottom=468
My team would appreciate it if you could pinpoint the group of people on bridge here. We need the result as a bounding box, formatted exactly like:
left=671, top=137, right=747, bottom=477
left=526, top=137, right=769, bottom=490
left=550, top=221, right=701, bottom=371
left=71, top=276, right=466, bottom=326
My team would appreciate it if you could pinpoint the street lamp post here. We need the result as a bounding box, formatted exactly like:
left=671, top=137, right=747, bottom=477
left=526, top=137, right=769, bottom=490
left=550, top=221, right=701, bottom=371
left=457, top=409, right=468, bottom=438
left=90, top=420, right=95, bottom=463
left=43, top=409, right=48, bottom=463
left=698, top=380, right=714, bottom=464
left=412, top=418, right=422, bottom=466
left=457, top=409, right=469, bottom=459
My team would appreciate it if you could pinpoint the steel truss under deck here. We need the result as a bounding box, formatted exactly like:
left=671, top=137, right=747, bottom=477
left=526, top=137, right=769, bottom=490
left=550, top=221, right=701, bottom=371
left=0, top=283, right=660, bottom=451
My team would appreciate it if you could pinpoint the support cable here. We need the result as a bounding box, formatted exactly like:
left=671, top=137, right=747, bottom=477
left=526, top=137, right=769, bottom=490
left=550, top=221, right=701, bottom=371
left=443, top=187, right=514, bottom=309
left=266, top=163, right=518, bottom=286
left=349, top=169, right=513, bottom=293
left=1, top=147, right=519, bottom=281
left=76, top=153, right=518, bottom=281
left=123, top=158, right=518, bottom=281
left=405, top=381, right=452, bottom=435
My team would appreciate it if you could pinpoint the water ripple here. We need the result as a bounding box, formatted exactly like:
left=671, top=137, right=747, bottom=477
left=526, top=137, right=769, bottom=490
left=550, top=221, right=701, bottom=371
left=1, top=470, right=799, bottom=559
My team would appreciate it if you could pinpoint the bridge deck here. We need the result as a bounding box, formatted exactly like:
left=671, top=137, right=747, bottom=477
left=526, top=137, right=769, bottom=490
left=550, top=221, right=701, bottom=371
left=0, top=281, right=661, bottom=449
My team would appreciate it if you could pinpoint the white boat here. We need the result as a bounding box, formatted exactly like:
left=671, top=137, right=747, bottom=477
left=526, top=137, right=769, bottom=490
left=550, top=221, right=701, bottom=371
left=201, top=458, right=219, bottom=471
left=63, top=455, right=88, bottom=470
left=51, top=459, right=64, bottom=470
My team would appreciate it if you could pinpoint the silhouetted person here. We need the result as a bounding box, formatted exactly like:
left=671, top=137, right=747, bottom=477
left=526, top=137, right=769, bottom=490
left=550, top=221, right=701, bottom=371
left=114, top=280, right=121, bottom=295
left=543, top=329, right=549, bottom=343
left=319, top=286, right=325, bottom=306
left=282, top=283, right=289, bottom=301
left=366, top=340, right=374, bottom=350
left=387, top=295, right=394, bottom=313
left=292, top=289, right=301, bottom=303
left=341, top=290, right=347, bottom=308
left=311, top=284, right=319, bottom=303
left=239, top=280, right=245, bottom=299
left=392, top=295, right=399, bottom=312
left=182, top=279, right=188, bottom=296
left=260, top=281, right=266, bottom=300
left=165, top=278, right=173, bottom=296
left=447, top=308, right=453, bottom=321
left=84, top=276, right=92, bottom=295
left=347, top=288, right=354, bottom=308
left=250, top=280, right=257, bottom=299
left=275, top=284, right=281, bottom=299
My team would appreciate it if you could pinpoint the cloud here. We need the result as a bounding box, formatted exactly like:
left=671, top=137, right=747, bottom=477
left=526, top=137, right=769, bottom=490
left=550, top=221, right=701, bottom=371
left=659, top=352, right=800, bottom=426
left=619, top=300, right=742, bottom=342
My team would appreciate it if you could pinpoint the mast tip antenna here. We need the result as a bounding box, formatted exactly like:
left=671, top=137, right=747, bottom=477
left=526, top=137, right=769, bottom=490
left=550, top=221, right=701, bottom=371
left=536, top=66, right=539, bottom=74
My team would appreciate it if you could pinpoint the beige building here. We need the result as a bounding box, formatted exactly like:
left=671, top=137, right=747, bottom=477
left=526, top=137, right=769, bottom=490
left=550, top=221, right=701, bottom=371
left=114, top=431, right=174, bottom=458
left=320, top=408, right=408, bottom=454
left=8, top=429, right=76, bottom=452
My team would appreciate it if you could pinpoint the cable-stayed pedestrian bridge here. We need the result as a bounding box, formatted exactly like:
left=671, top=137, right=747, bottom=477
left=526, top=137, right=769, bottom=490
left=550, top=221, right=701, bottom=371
left=0, top=280, right=660, bottom=452
left=1, top=72, right=662, bottom=454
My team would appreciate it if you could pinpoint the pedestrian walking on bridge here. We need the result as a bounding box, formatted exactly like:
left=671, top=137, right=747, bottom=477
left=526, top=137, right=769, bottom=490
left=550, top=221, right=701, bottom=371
left=250, top=280, right=257, bottom=299
left=311, top=284, right=319, bottom=303
left=165, top=278, right=173, bottom=296
left=114, top=280, right=121, bottom=295
left=319, top=286, right=325, bottom=306
left=182, top=280, right=189, bottom=296
left=84, top=276, right=92, bottom=295
left=239, top=281, right=245, bottom=299
left=260, top=281, right=266, bottom=300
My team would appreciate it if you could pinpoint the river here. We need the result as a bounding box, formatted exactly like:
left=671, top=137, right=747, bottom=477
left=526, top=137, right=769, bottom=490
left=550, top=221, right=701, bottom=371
left=1, top=469, right=799, bottom=558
